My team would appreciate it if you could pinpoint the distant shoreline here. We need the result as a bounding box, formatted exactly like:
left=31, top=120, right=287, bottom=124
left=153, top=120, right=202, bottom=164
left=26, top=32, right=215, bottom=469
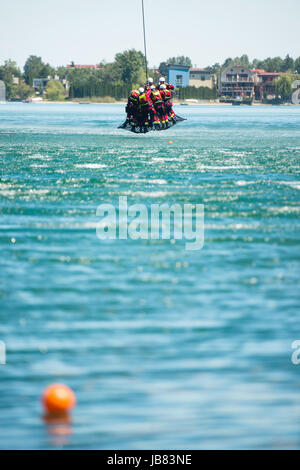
left=12, top=99, right=297, bottom=106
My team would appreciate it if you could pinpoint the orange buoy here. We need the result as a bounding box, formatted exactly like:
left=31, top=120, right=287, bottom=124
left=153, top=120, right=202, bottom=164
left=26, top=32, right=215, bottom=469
left=168, top=141, right=173, bottom=144
left=42, top=384, right=76, bottom=415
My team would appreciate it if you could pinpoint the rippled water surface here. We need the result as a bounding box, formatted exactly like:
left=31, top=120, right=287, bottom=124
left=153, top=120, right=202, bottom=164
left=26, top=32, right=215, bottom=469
left=0, top=103, right=299, bottom=449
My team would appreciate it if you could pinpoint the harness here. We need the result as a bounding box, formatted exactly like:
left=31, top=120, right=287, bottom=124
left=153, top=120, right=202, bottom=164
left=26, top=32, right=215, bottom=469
left=151, top=90, right=163, bottom=105
left=129, top=90, right=139, bottom=104
left=162, top=89, right=172, bottom=102
left=139, top=93, right=150, bottom=108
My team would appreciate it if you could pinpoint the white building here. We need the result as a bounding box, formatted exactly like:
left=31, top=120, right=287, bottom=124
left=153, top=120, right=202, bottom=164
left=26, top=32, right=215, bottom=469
left=292, top=80, right=300, bottom=105
left=0, top=80, right=6, bottom=101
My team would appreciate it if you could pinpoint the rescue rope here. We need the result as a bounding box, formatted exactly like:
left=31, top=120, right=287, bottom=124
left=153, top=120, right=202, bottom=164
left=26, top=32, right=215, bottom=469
left=141, top=0, right=148, bottom=80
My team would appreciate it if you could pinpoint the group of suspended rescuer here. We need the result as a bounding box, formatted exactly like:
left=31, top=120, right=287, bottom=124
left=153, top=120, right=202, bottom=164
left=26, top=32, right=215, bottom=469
left=119, top=76, right=185, bottom=133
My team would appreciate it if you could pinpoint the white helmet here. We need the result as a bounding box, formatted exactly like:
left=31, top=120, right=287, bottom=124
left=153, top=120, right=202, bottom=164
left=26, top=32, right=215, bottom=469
left=147, top=77, right=153, bottom=84
left=138, top=87, right=144, bottom=94
left=159, top=77, right=165, bottom=83
left=150, top=85, right=156, bottom=90
left=160, top=84, right=166, bottom=90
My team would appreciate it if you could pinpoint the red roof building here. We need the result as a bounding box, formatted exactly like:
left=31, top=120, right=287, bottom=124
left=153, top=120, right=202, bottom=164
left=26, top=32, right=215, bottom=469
left=250, top=69, right=265, bottom=74
left=189, top=68, right=206, bottom=72
left=254, top=72, right=280, bottom=100
left=67, top=64, right=101, bottom=69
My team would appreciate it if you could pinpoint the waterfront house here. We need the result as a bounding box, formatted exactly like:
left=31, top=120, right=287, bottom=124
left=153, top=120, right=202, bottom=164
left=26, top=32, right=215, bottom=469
left=33, top=78, right=50, bottom=91
left=219, top=65, right=255, bottom=100
left=189, top=68, right=214, bottom=89
left=292, top=80, right=300, bottom=104
left=253, top=71, right=280, bottom=100
left=167, top=64, right=190, bottom=88
left=32, top=76, right=69, bottom=94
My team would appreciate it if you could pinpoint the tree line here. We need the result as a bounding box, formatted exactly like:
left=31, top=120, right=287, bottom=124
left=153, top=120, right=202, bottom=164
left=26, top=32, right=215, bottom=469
left=176, top=86, right=217, bottom=100
left=205, top=54, right=300, bottom=74
left=0, top=51, right=299, bottom=102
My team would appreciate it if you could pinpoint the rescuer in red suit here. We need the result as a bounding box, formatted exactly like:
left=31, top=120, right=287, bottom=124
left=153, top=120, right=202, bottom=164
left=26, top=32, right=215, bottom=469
left=138, top=87, right=152, bottom=131
left=157, top=76, right=175, bottom=92
left=160, top=84, right=175, bottom=123
left=144, top=77, right=154, bottom=92
left=149, top=85, right=164, bottom=127
left=126, top=89, right=139, bottom=126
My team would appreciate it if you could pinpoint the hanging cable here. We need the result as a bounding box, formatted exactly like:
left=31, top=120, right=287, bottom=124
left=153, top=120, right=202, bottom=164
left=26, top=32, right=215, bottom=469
left=141, top=0, right=148, bottom=80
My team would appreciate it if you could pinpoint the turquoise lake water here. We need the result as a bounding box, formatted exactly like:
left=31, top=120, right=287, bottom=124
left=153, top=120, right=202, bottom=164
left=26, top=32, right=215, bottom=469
left=0, top=103, right=299, bottom=449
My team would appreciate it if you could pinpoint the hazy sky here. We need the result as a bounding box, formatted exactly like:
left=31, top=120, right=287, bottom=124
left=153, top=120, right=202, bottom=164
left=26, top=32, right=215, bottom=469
left=1, top=0, right=300, bottom=69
